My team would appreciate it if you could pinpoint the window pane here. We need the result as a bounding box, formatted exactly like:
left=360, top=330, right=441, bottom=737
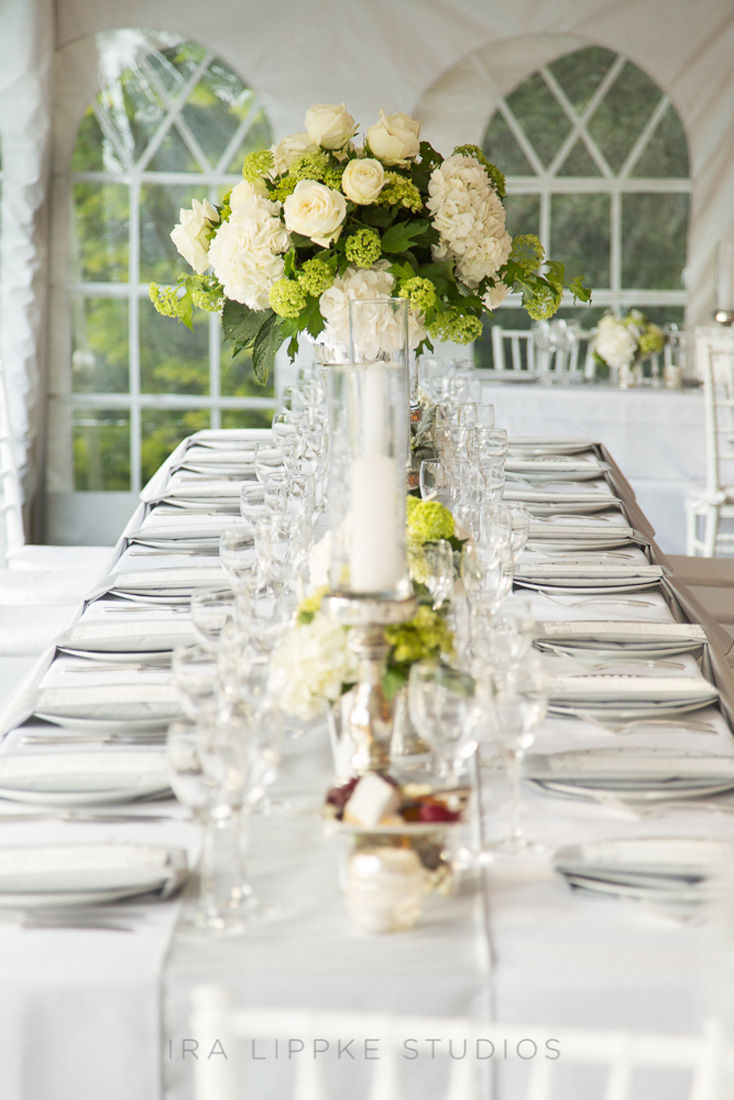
left=482, top=112, right=534, bottom=175
left=221, top=409, right=274, bottom=430
left=551, top=194, right=610, bottom=288
left=631, top=105, right=690, bottom=178
left=73, top=183, right=129, bottom=282
left=588, top=61, right=663, bottom=174
left=557, top=139, right=601, bottom=177
left=506, top=72, right=572, bottom=169
left=73, top=409, right=130, bottom=490
left=548, top=46, right=616, bottom=113
left=622, top=193, right=689, bottom=289
left=140, top=408, right=210, bottom=484
left=504, top=194, right=540, bottom=239
left=220, top=344, right=275, bottom=399
left=72, top=297, right=129, bottom=393
left=140, top=300, right=209, bottom=395
left=139, top=183, right=208, bottom=283
left=182, top=59, right=253, bottom=168
left=72, top=108, right=125, bottom=173
left=226, top=107, right=276, bottom=172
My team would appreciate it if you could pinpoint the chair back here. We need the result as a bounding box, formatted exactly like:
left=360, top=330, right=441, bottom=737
left=0, top=362, right=25, bottom=564
left=190, top=986, right=728, bottom=1100
left=490, top=326, right=535, bottom=372
left=702, top=345, right=734, bottom=499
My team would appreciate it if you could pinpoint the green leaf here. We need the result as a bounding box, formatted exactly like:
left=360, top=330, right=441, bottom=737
left=381, top=220, right=429, bottom=253
left=570, top=276, right=593, bottom=304
left=360, top=206, right=394, bottom=228
left=251, top=313, right=284, bottom=386
left=222, top=300, right=270, bottom=350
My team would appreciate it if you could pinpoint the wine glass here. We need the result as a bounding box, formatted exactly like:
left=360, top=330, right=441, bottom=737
left=484, top=659, right=548, bottom=852
left=461, top=540, right=514, bottom=620
left=219, top=524, right=255, bottom=592
left=409, top=538, right=454, bottom=610
left=172, top=642, right=221, bottom=721
left=407, top=661, right=483, bottom=785
left=419, top=459, right=452, bottom=506
left=253, top=442, right=286, bottom=482
left=190, top=587, right=237, bottom=652
left=507, top=503, right=530, bottom=560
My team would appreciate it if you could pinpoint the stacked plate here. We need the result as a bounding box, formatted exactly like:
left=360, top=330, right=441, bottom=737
left=57, top=617, right=195, bottom=660
left=527, top=520, right=643, bottom=553
left=505, top=456, right=608, bottom=481
left=33, top=683, right=181, bottom=731
left=546, top=673, right=719, bottom=721
left=106, top=565, right=227, bottom=604
left=0, top=750, right=170, bottom=806
left=535, top=620, right=707, bottom=660
left=508, top=437, right=596, bottom=455
left=0, top=844, right=187, bottom=908
left=526, top=747, right=734, bottom=802
left=553, top=836, right=734, bottom=909
left=515, top=561, right=665, bottom=595
left=503, top=486, right=619, bottom=516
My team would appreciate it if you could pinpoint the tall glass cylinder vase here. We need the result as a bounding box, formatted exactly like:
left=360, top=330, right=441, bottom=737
left=323, top=297, right=412, bottom=599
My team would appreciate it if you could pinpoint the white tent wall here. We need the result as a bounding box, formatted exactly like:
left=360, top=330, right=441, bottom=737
left=0, top=0, right=733, bottom=541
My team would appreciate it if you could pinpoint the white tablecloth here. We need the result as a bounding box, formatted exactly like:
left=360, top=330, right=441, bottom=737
left=480, top=378, right=705, bottom=554
left=1, top=427, right=733, bottom=1100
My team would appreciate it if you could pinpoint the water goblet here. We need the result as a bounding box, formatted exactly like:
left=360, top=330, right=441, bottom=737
left=507, top=503, right=530, bottom=561
left=172, top=642, right=221, bottom=722
left=407, top=661, right=483, bottom=785
left=240, top=482, right=269, bottom=527
left=253, top=442, right=286, bottom=482
left=484, top=659, right=548, bottom=853
left=419, top=459, right=452, bottom=506
left=408, top=538, right=454, bottom=610
left=219, top=524, right=255, bottom=593
left=476, top=427, right=509, bottom=463
left=190, top=587, right=237, bottom=652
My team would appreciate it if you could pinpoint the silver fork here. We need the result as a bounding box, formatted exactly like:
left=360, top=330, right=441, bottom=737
left=539, top=593, right=658, bottom=609
left=536, top=642, right=687, bottom=672
left=560, top=710, right=720, bottom=735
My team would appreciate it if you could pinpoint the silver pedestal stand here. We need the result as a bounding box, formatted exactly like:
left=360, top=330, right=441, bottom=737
left=327, top=593, right=417, bottom=775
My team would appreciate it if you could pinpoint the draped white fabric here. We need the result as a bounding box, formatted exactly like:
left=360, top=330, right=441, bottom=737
left=1, top=0, right=734, bottom=530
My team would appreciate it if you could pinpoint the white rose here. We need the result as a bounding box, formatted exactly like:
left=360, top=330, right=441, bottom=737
left=341, top=157, right=385, bottom=205
left=170, top=198, right=220, bottom=275
left=271, top=131, right=318, bottom=174
left=483, top=281, right=510, bottom=310
left=304, top=103, right=357, bottom=150
left=366, top=109, right=421, bottom=166
left=229, top=179, right=268, bottom=212
left=283, top=180, right=347, bottom=248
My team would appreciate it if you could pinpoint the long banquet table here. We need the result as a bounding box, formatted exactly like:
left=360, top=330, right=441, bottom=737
left=1, top=426, right=734, bottom=1100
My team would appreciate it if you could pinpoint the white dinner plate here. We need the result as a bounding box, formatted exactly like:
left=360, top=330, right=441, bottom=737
left=0, top=751, right=170, bottom=806
left=0, top=844, right=187, bottom=907
left=508, top=438, right=596, bottom=455
left=57, top=648, right=174, bottom=663
left=553, top=836, right=734, bottom=903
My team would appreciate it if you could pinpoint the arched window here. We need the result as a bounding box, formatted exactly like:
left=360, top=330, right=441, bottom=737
left=66, top=34, right=274, bottom=495
left=476, top=45, right=691, bottom=362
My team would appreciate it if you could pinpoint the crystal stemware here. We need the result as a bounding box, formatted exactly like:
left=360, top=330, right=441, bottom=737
left=407, top=661, right=482, bottom=784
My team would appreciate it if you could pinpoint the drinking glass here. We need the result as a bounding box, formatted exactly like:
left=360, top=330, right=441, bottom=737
left=172, top=643, right=221, bottom=722
left=475, top=427, right=509, bottom=463
left=507, top=503, right=530, bottom=560
left=407, top=662, right=483, bottom=784
left=190, top=587, right=237, bottom=651
left=484, top=659, right=548, bottom=852
left=240, top=482, right=269, bottom=526
left=219, top=524, right=256, bottom=592
left=419, top=459, right=452, bottom=506
left=461, top=541, right=514, bottom=621
left=253, top=442, right=286, bottom=482
left=408, top=538, right=454, bottom=610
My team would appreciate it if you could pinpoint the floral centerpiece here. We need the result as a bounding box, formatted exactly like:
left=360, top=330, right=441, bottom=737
left=151, top=102, right=590, bottom=382
left=271, top=498, right=458, bottom=722
left=591, top=309, right=666, bottom=377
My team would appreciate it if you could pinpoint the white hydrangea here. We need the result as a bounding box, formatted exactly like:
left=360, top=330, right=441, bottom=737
left=483, top=280, right=511, bottom=310
left=208, top=187, right=289, bottom=310
left=592, top=315, right=637, bottom=370
left=269, top=612, right=358, bottom=722
left=427, top=155, right=512, bottom=288
left=318, top=261, right=425, bottom=357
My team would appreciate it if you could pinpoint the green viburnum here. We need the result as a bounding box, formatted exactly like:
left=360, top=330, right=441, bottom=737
left=524, top=283, right=564, bottom=321
left=378, top=173, right=423, bottom=213
left=344, top=227, right=382, bottom=268
left=289, top=151, right=330, bottom=182
left=268, top=277, right=308, bottom=319
left=428, top=308, right=483, bottom=344
left=298, top=258, right=334, bottom=295
left=510, top=234, right=545, bottom=274
left=452, top=144, right=506, bottom=199
left=149, top=283, right=184, bottom=321
left=323, top=164, right=346, bottom=191
left=407, top=499, right=455, bottom=543
left=385, top=605, right=455, bottom=667
left=191, top=283, right=224, bottom=313
left=270, top=175, right=299, bottom=202
left=398, top=276, right=436, bottom=313
left=639, top=324, right=665, bottom=356
left=242, top=149, right=274, bottom=184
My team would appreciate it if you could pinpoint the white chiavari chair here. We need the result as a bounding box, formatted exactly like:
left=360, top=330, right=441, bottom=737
left=685, top=345, right=734, bottom=555
left=190, top=986, right=730, bottom=1100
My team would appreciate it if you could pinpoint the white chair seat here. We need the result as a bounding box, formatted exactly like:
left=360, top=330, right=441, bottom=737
left=6, top=544, right=112, bottom=575
left=0, top=570, right=94, bottom=606
left=0, top=605, right=79, bottom=656
left=685, top=338, right=734, bottom=554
